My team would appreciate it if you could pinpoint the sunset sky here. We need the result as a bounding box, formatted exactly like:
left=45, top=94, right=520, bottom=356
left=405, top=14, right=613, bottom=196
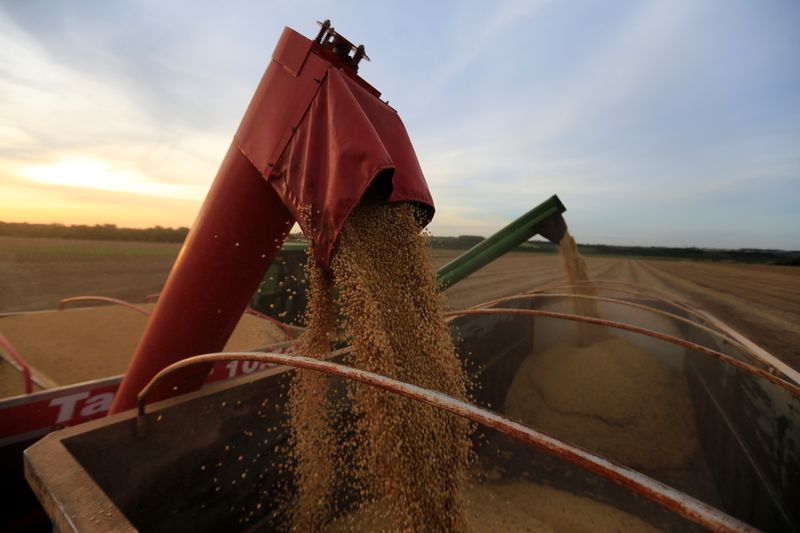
left=1, top=1, right=798, bottom=249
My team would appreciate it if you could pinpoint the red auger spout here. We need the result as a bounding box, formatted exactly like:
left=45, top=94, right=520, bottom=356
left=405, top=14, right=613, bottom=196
left=110, top=21, right=433, bottom=413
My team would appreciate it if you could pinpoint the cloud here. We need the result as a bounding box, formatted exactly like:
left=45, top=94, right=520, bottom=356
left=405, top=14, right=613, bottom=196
left=0, top=1, right=797, bottom=248
left=20, top=158, right=206, bottom=199
left=0, top=9, right=229, bottom=226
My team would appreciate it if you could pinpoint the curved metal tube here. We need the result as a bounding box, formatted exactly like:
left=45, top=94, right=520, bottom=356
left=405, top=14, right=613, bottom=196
left=529, top=280, right=711, bottom=325
left=58, top=296, right=152, bottom=317
left=473, top=292, right=755, bottom=360
left=445, top=308, right=800, bottom=397
left=136, top=351, right=754, bottom=533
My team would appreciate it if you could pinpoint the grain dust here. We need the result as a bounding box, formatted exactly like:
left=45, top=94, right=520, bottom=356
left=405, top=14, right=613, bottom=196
left=558, top=232, right=605, bottom=344
left=287, top=249, right=339, bottom=530
left=289, top=197, right=472, bottom=531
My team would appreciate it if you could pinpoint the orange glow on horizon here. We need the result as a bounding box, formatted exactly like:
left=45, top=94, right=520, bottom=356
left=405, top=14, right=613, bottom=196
left=1, top=158, right=208, bottom=228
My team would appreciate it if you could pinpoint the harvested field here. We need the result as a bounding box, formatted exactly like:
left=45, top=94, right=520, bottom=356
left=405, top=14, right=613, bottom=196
left=2, top=237, right=798, bottom=377
left=622, top=259, right=800, bottom=369
left=432, top=250, right=800, bottom=370
left=0, top=236, right=180, bottom=313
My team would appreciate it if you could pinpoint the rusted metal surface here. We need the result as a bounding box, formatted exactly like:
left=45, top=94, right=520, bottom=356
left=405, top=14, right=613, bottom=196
left=475, top=292, right=755, bottom=359
left=136, top=351, right=756, bottom=533
left=58, top=296, right=152, bottom=317
left=445, top=308, right=800, bottom=398
left=0, top=334, right=33, bottom=394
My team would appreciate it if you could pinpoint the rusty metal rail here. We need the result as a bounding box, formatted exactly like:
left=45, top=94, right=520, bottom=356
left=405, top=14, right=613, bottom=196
left=444, top=308, right=800, bottom=397
left=529, top=280, right=712, bottom=326
left=136, top=351, right=755, bottom=533
left=58, top=296, right=152, bottom=317
left=474, top=292, right=756, bottom=360
left=0, top=334, right=33, bottom=394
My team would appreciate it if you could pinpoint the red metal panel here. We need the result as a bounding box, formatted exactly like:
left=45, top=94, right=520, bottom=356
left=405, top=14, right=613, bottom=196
left=269, top=67, right=433, bottom=269
left=234, top=35, right=329, bottom=177
left=271, top=26, right=314, bottom=76
left=1, top=341, right=297, bottom=445
left=109, top=144, right=293, bottom=413
left=235, top=27, right=432, bottom=269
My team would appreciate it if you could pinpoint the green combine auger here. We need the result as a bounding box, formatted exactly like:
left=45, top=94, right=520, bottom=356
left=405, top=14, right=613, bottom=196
left=435, top=194, right=566, bottom=290
left=256, top=195, right=566, bottom=323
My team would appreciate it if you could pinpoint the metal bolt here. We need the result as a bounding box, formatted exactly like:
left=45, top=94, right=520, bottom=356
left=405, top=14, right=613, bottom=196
left=353, top=44, right=366, bottom=67
left=314, top=20, right=331, bottom=44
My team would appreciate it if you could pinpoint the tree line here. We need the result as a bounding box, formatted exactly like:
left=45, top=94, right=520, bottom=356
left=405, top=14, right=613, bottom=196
left=2, top=222, right=796, bottom=265
left=0, top=222, right=189, bottom=243
left=519, top=240, right=799, bottom=265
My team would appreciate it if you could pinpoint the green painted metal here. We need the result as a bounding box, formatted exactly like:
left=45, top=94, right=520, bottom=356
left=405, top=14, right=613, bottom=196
left=271, top=194, right=565, bottom=301
left=435, top=195, right=567, bottom=290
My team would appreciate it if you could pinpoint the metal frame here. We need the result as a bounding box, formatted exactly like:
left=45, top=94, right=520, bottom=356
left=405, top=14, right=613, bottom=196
left=444, top=307, right=800, bottom=397
left=133, top=351, right=755, bottom=533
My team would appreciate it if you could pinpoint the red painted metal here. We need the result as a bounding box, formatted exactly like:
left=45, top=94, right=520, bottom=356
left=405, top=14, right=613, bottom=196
left=0, top=334, right=33, bottom=394
left=0, top=341, right=304, bottom=446
left=445, top=308, right=800, bottom=398
left=238, top=27, right=433, bottom=270
left=58, top=296, right=152, bottom=317
left=110, top=145, right=293, bottom=413
left=137, top=351, right=755, bottom=533
left=111, top=23, right=433, bottom=413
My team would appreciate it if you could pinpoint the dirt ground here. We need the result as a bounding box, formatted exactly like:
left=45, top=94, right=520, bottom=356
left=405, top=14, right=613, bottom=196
left=432, top=250, right=800, bottom=370
left=0, top=236, right=180, bottom=313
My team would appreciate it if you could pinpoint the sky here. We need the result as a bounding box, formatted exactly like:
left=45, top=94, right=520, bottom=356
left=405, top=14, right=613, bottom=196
left=0, top=0, right=798, bottom=249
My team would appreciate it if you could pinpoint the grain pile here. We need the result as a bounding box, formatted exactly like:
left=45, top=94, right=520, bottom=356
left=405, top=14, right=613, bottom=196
left=466, top=481, right=660, bottom=533
left=327, top=480, right=661, bottom=533
left=288, top=197, right=472, bottom=531
left=504, top=232, right=701, bottom=471
left=505, top=336, right=700, bottom=471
